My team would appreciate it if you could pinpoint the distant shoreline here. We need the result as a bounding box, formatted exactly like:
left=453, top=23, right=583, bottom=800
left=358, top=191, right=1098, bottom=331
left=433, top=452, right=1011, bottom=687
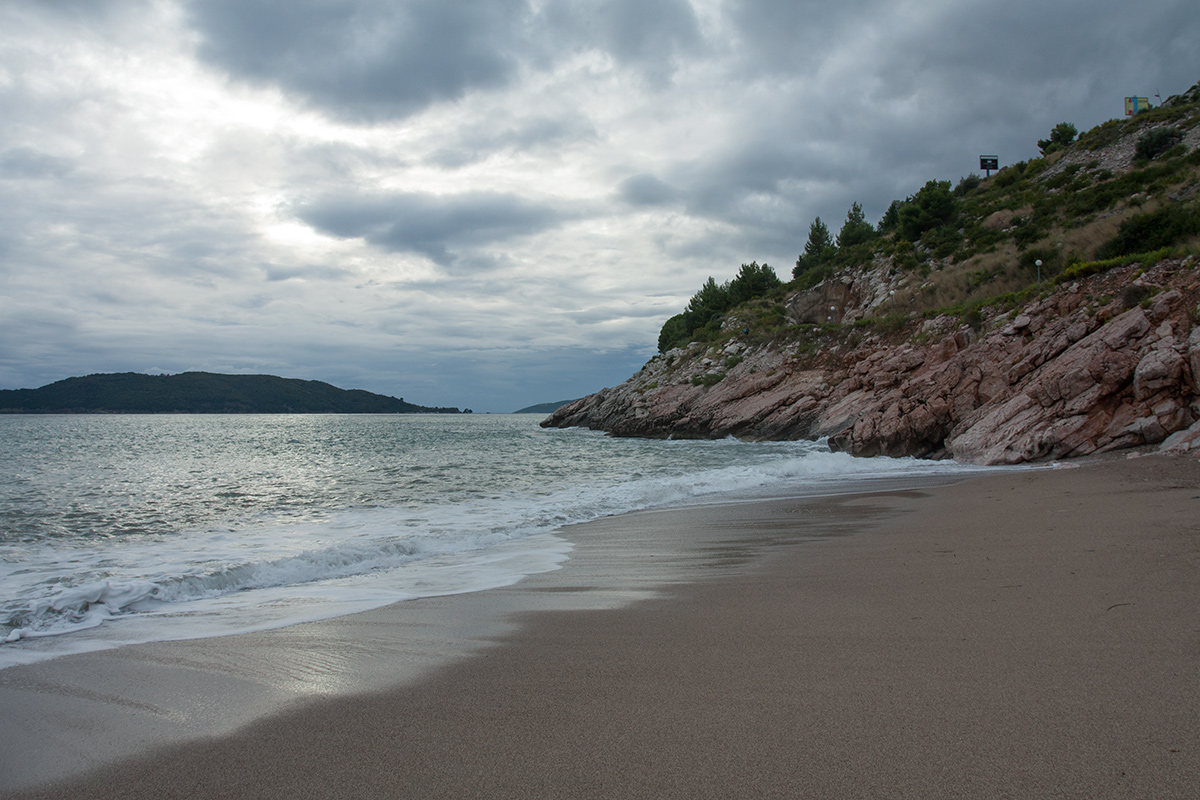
left=0, top=371, right=466, bottom=414
left=0, top=409, right=466, bottom=415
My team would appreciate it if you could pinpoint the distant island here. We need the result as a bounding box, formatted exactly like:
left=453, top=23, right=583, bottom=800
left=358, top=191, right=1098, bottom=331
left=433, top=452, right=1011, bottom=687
left=0, top=372, right=465, bottom=414
left=513, top=399, right=583, bottom=414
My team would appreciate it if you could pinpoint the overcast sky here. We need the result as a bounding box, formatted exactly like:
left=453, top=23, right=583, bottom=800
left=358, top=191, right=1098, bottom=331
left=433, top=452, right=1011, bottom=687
left=1, top=0, right=1195, bottom=411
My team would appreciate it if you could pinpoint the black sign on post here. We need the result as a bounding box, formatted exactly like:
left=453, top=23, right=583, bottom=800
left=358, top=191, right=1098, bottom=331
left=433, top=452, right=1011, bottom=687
left=980, top=155, right=999, bottom=177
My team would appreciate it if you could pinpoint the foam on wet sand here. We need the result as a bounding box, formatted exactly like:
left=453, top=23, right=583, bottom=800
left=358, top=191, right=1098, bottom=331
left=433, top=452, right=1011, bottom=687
left=4, top=455, right=1199, bottom=798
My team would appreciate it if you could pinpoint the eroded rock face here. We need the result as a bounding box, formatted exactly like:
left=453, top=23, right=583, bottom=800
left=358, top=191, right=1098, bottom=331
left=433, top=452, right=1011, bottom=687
left=543, top=257, right=1200, bottom=465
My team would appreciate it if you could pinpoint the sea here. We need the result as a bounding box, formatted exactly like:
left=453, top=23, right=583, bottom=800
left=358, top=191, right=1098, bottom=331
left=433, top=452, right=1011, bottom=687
left=0, top=413, right=994, bottom=669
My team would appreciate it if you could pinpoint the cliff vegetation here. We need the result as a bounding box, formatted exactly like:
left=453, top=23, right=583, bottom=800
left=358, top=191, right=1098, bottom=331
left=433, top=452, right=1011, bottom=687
left=545, top=82, right=1200, bottom=464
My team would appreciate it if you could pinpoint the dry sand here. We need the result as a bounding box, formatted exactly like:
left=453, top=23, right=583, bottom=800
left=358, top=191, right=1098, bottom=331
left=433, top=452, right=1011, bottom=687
left=4, top=454, right=1199, bottom=799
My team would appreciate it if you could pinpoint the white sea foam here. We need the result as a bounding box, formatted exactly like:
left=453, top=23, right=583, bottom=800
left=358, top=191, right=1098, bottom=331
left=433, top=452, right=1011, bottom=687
left=0, top=415, right=998, bottom=668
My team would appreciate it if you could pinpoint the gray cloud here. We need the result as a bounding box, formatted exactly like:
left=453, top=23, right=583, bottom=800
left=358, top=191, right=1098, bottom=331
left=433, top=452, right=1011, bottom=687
left=2, top=0, right=1197, bottom=410
left=185, top=0, right=531, bottom=121
left=618, top=173, right=679, bottom=206
left=264, top=264, right=354, bottom=283
left=540, top=0, right=704, bottom=80
left=186, top=0, right=708, bottom=125
left=727, top=0, right=880, bottom=72
left=430, top=114, right=598, bottom=168
left=0, top=148, right=76, bottom=180
left=295, top=191, right=572, bottom=266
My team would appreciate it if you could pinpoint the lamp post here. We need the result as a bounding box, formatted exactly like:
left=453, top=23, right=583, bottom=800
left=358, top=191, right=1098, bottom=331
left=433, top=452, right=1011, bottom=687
left=889, top=290, right=895, bottom=313
left=1035, top=259, right=1042, bottom=283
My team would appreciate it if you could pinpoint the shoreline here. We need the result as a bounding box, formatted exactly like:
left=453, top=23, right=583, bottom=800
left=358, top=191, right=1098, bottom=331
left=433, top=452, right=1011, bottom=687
left=5, top=455, right=1199, bottom=798
left=2, top=474, right=923, bottom=794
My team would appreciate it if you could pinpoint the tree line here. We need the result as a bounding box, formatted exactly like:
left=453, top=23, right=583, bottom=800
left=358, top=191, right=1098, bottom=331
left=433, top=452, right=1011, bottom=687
left=658, top=184, right=961, bottom=353
left=657, top=103, right=1200, bottom=355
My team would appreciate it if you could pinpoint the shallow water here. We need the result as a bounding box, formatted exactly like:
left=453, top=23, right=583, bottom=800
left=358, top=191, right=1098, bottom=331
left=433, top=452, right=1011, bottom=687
left=0, top=413, right=990, bottom=667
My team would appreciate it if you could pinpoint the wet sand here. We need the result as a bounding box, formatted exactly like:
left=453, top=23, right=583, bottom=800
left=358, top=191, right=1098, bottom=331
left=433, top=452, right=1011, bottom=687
left=4, top=455, right=1200, bottom=799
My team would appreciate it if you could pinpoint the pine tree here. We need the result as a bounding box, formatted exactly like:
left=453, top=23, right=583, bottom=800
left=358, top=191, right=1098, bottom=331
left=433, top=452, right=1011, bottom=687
left=836, top=202, right=874, bottom=248
left=794, top=217, right=834, bottom=279
left=803, top=217, right=833, bottom=261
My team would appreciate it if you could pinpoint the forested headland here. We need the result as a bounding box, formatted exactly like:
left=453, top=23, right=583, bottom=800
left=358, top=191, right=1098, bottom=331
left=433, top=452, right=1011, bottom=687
left=0, top=372, right=464, bottom=414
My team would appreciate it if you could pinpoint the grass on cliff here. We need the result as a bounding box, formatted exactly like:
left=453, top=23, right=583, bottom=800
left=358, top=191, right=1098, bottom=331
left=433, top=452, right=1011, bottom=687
left=655, top=82, right=1200, bottom=362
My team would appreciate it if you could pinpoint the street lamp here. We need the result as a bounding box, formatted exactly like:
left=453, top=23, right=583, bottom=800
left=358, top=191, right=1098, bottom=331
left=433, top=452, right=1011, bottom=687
left=1035, top=259, right=1043, bottom=283
left=889, top=290, right=895, bottom=312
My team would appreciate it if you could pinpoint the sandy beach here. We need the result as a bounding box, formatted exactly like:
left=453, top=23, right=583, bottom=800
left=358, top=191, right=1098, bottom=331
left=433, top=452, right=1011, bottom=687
left=4, top=454, right=1199, bottom=799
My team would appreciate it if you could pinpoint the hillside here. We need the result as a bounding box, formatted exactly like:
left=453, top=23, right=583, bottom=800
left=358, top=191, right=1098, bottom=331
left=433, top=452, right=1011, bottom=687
left=545, top=83, right=1200, bottom=464
left=0, top=372, right=463, bottom=414
left=514, top=399, right=583, bottom=414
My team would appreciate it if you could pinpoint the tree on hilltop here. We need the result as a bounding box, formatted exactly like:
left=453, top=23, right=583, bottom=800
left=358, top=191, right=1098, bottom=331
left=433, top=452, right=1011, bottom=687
left=794, top=217, right=834, bottom=279
left=1038, top=122, right=1077, bottom=155
left=657, top=263, right=783, bottom=352
left=836, top=201, right=875, bottom=248
left=727, top=261, right=781, bottom=305
left=897, top=180, right=957, bottom=242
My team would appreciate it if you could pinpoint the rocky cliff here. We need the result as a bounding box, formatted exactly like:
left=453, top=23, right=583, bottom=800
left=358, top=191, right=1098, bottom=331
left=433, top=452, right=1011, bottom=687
left=545, top=256, right=1200, bottom=465
left=545, top=89, right=1200, bottom=464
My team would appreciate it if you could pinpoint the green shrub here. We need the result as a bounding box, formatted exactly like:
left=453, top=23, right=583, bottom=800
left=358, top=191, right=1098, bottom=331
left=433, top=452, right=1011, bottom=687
left=1160, top=144, right=1189, bottom=161
left=1038, top=122, right=1077, bottom=155
left=993, top=163, right=1023, bottom=188
left=1012, top=221, right=1045, bottom=249
left=1134, top=127, right=1184, bottom=161
left=1055, top=247, right=1185, bottom=284
left=658, top=313, right=690, bottom=352
left=870, top=313, right=910, bottom=334
left=1066, top=162, right=1177, bottom=216
left=1078, top=118, right=1125, bottom=151
left=890, top=240, right=921, bottom=272
left=1023, top=158, right=1050, bottom=179
left=792, top=262, right=832, bottom=290
left=1096, top=204, right=1200, bottom=259
left=954, top=173, right=982, bottom=197
left=898, top=180, right=957, bottom=241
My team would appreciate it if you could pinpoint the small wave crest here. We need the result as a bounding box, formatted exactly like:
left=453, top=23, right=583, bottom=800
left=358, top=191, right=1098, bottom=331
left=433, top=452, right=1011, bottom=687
left=2, top=527, right=520, bottom=642
left=2, top=429, right=994, bottom=653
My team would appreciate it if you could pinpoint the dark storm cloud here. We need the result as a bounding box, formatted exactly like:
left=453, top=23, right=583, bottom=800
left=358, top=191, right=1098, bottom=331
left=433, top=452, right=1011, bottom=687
left=186, top=0, right=708, bottom=124
left=185, top=0, right=531, bottom=121
left=648, top=0, right=1199, bottom=249
left=295, top=191, right=571, bottom=266
left=727, top=0, right=880, bottom=72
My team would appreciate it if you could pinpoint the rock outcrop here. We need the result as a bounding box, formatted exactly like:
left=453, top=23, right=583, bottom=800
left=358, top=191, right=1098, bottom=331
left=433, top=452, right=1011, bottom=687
left=544, top=257, right=1200, bottom=465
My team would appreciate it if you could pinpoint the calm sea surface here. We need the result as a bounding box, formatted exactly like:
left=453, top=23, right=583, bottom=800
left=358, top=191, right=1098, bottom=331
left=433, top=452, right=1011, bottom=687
left=1, top=414, right=987, bottom=667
